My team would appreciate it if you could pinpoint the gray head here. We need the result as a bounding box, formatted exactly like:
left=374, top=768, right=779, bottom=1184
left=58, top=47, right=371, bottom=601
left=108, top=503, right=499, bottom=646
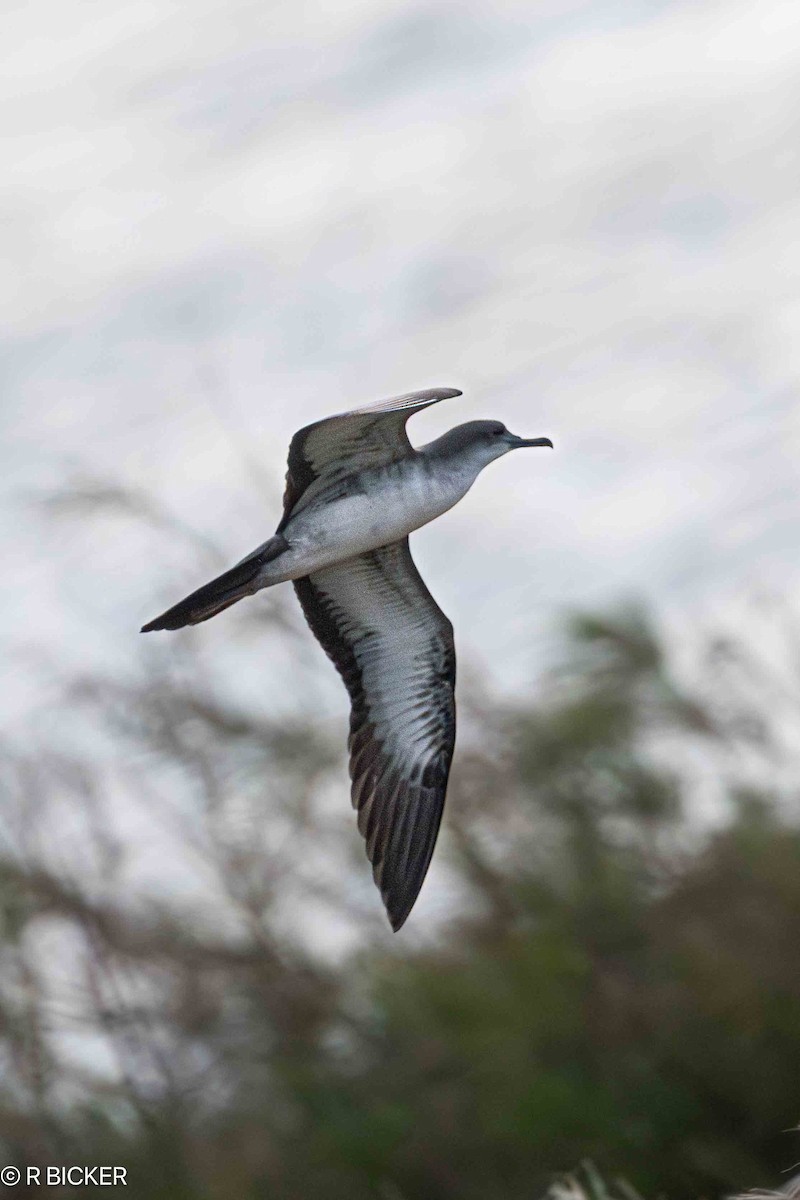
left=426, top=420, right=553, bottom=468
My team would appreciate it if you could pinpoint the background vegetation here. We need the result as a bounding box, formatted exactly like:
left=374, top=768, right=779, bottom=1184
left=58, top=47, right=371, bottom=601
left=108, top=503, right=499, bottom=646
left=2, top=490, right=800, bottom=1200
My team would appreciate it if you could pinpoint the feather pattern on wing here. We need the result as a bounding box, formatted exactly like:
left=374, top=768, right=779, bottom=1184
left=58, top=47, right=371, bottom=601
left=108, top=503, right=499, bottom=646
left=278, top=387, right=461, bottom=530
left=293, top=538, right=456, bottom=929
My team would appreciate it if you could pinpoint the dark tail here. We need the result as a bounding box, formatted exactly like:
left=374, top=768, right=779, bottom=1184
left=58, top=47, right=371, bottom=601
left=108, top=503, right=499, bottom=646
left=141, top=535, right=288, bottom=632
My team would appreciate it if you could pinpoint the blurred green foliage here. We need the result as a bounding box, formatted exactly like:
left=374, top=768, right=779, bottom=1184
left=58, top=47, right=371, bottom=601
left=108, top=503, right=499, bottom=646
left=2, top=600, right=800, bottom=1199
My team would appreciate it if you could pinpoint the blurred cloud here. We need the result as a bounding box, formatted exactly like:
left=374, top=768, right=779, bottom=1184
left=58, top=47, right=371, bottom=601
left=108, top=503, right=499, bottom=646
left=3, top=0, right=799, bottom=696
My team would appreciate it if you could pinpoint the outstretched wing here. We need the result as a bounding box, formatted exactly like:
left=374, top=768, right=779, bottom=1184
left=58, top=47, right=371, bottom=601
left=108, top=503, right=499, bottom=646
left=277, top=387, right=461, bottom=531
left=294, top=539, right=456, bottom=930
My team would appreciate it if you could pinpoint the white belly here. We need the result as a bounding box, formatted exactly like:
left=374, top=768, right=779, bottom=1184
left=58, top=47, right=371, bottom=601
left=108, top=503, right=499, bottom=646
left=272, top=461, right=469, bottom=580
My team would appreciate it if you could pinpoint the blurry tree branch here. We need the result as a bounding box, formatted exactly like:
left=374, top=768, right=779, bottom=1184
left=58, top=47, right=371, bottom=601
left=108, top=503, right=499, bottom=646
left=2, top=483, right=800, bottom=1197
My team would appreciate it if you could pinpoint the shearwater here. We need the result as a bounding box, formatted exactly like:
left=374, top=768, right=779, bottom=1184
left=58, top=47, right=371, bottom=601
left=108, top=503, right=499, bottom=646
left=142, top=388, right=553, bottom=930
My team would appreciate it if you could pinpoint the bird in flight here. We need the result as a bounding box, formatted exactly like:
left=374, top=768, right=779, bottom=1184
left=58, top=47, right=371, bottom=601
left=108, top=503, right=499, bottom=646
left=142, top=388, right=552, bottom=929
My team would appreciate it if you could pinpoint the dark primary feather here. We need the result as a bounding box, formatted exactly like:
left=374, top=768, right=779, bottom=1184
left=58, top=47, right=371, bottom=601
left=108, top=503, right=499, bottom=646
left=278, top=387, right=461, bottom=531
left=293, top=539, right=456, bottom=930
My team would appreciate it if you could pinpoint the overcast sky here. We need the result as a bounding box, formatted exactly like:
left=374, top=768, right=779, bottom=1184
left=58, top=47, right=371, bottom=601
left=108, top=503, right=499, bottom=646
left=3, top=0, right=800, bottom=705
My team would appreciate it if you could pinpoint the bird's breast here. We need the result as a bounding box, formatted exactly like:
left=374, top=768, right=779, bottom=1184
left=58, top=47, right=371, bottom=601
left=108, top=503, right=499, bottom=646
left=278, top=460, right=469, bottom=576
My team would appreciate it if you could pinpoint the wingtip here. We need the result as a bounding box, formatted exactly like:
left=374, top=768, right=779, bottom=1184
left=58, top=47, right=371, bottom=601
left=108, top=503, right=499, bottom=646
left=386, top=898, right=416, bottom=932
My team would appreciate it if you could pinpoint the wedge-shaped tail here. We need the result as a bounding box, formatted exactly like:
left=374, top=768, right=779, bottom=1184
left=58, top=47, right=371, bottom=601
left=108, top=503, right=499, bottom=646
left=141, top=535, right=288, bottom=632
